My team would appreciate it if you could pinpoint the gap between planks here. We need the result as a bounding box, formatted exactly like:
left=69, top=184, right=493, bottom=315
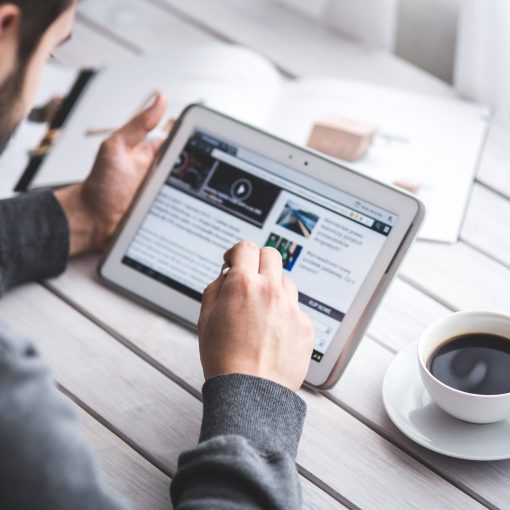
left=321, top=389, right=496, bottom=510
left=57, top=382, right=175, bottom=479
left=71, top=397, right=173, bottom=510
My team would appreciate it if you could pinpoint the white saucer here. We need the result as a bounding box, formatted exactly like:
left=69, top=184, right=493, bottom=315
left=383, top=341, right=510, bottom=461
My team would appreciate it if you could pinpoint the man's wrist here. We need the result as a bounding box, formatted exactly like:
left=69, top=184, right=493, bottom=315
left=200, top=373, right=306, bottom=458
left=54, top=184, right=104, bottom=256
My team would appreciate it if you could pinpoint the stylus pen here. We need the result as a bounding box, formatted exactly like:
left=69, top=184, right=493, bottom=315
left=84, top=91, right=164, bottom=138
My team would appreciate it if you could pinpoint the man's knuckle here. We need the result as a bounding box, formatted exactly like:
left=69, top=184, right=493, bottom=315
left=263, top=280, right=282, bottom=302
left=302, top=316, right=315, bottom=339
left=283, top=275, right=297, bottom=293
left=265, top=246, right=283, bottom=263
left=261, top=246, right=277, bottom=256
left=203, top=281, right=214, bottom=295
left=231, top=271, right=253, bottom=295
left=101, top=136, right=119, bottom=152
left=237, top=240, right=258, bottom=251
left=197, top=318, right=209, bottom=339
left=99, top=139, right=110, bottom=152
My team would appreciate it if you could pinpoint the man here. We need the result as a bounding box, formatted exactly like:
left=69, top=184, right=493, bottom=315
left=0, top=1, right=315, bottom=509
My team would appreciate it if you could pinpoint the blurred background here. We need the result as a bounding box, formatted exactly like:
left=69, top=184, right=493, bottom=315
left=273, top=0, right=509, bottom=118
left=4, top=0, right=508, bottom=228
left=63, top=0, right=510, bottom=119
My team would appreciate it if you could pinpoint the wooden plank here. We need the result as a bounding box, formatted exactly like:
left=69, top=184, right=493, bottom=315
left=43, top=257, right=485, bottom=509
left=300, top=478, right=348, bottom=510
left=461, top=184, right=510, bottom=268
left=367, top=278, right=452, bottom=353
left=476, top=120, right=510, bottom=199
left=353, top=184, right=510, bottom=352
left=77, top=406, right=173, bottom=510
left=0, top=283, right=346, bottom=510
left=400, top=241, right=510, bottom=313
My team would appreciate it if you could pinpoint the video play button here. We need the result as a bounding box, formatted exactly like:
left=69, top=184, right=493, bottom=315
left=230, top=178, right=253, bottom=201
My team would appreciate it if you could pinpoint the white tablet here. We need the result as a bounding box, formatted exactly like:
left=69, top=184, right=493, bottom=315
left=100, top=105, right=424, bottom=389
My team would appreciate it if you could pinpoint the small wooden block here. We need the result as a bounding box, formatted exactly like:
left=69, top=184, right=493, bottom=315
left=307, top=115, right=378, bottom=161
left=393, top=179, right=421, bottom=194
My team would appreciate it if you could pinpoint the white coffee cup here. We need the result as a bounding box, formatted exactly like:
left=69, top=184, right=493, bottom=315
left=418, top=311, right=510, bottom=424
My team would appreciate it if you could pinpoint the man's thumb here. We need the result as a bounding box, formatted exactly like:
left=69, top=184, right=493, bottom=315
left=114, top=92, right=167, bottom=147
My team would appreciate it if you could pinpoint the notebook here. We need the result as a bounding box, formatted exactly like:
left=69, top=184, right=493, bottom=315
left=25, top=43, right=490, bottom=243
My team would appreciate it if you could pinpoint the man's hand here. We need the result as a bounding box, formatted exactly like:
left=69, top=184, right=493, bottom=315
left=55, top=93, right=167, bottom=256
left=198, top=241, right=315, bottom=392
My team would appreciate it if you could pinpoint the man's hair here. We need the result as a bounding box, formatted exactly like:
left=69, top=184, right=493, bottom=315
left=4, top=0, right=73, bottom=64
left=0, top=0, right=72, bottom=154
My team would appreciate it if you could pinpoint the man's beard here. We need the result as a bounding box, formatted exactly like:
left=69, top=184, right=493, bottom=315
left=0, top=67, right=24, bottom=156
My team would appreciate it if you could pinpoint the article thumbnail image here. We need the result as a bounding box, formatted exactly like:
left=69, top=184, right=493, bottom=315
left=168, top=133, right=217, bottom=192
left=169, top=150, right=211, bottom=191
left=276, top=201, right=319, bottom=238
left=265, top=233, right=303, bottom=271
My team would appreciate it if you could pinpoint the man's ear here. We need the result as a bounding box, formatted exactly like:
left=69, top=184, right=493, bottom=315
left=0, top=4, right=21, bottom=81
left=0, top=4, right=20, bottom=36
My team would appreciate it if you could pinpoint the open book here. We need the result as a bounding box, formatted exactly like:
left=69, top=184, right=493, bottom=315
left=29, top=43, right=490, bottom=243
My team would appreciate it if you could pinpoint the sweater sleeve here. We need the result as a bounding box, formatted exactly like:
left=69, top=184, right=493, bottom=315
left=0, top=191, right=69, bottom=295
left=171, top=374, right=306, bottom=510
left=0, top=326, right=129, bottom=510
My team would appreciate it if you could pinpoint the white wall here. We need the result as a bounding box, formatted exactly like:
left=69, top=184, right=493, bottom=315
left=272, top=0, right=461, bottom=84
left=395, top=0, right=461, bottom=83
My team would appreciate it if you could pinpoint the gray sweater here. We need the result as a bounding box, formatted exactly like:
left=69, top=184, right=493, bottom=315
left=0, top=192, right=306, bottom=509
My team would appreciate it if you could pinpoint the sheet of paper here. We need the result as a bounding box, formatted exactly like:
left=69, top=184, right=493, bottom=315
left=32, top=43, right=282, bottom=188
left=0, top=63, right=77, bottom=198
left=267, top=78, right=490, bottom=243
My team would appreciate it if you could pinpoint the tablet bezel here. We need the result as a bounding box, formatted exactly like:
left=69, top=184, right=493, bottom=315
left=99, top=104, right=424, bottom=388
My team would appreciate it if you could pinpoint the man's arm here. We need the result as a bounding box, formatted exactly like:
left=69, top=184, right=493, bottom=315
left=0, top=326, right=128, bottom=510
left=171, top=375, right=306, bottom=510
left=0, top=96, right=167, bottom=508
left=171, top=242, right=315, bottom=509
left=0, top=93, right=166, bottom=296
left=54, top=93, right=167, bottom=257
left=0, top=191, right=69, bottom=295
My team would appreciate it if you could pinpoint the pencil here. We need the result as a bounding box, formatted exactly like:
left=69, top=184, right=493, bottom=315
left=84, top=90, right=160, bottom=138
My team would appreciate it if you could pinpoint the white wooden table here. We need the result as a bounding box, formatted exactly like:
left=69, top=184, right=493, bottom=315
left=2, top=1, right=510, bottom=508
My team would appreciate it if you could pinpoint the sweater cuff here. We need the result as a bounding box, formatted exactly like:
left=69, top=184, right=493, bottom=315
left=199, top=374, right=306, bottom=458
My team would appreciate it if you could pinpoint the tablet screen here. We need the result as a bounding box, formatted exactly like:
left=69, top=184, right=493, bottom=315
left=122, top=130, right=397, bottom=362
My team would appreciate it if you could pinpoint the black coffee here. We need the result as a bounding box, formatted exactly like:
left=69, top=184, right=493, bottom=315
left=428, top=333, right=510, bottom=395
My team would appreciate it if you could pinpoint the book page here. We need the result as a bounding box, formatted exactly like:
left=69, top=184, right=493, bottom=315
left=32, top=43, right=282, bottom=188
left=268, top=78, right=490, bottom=243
